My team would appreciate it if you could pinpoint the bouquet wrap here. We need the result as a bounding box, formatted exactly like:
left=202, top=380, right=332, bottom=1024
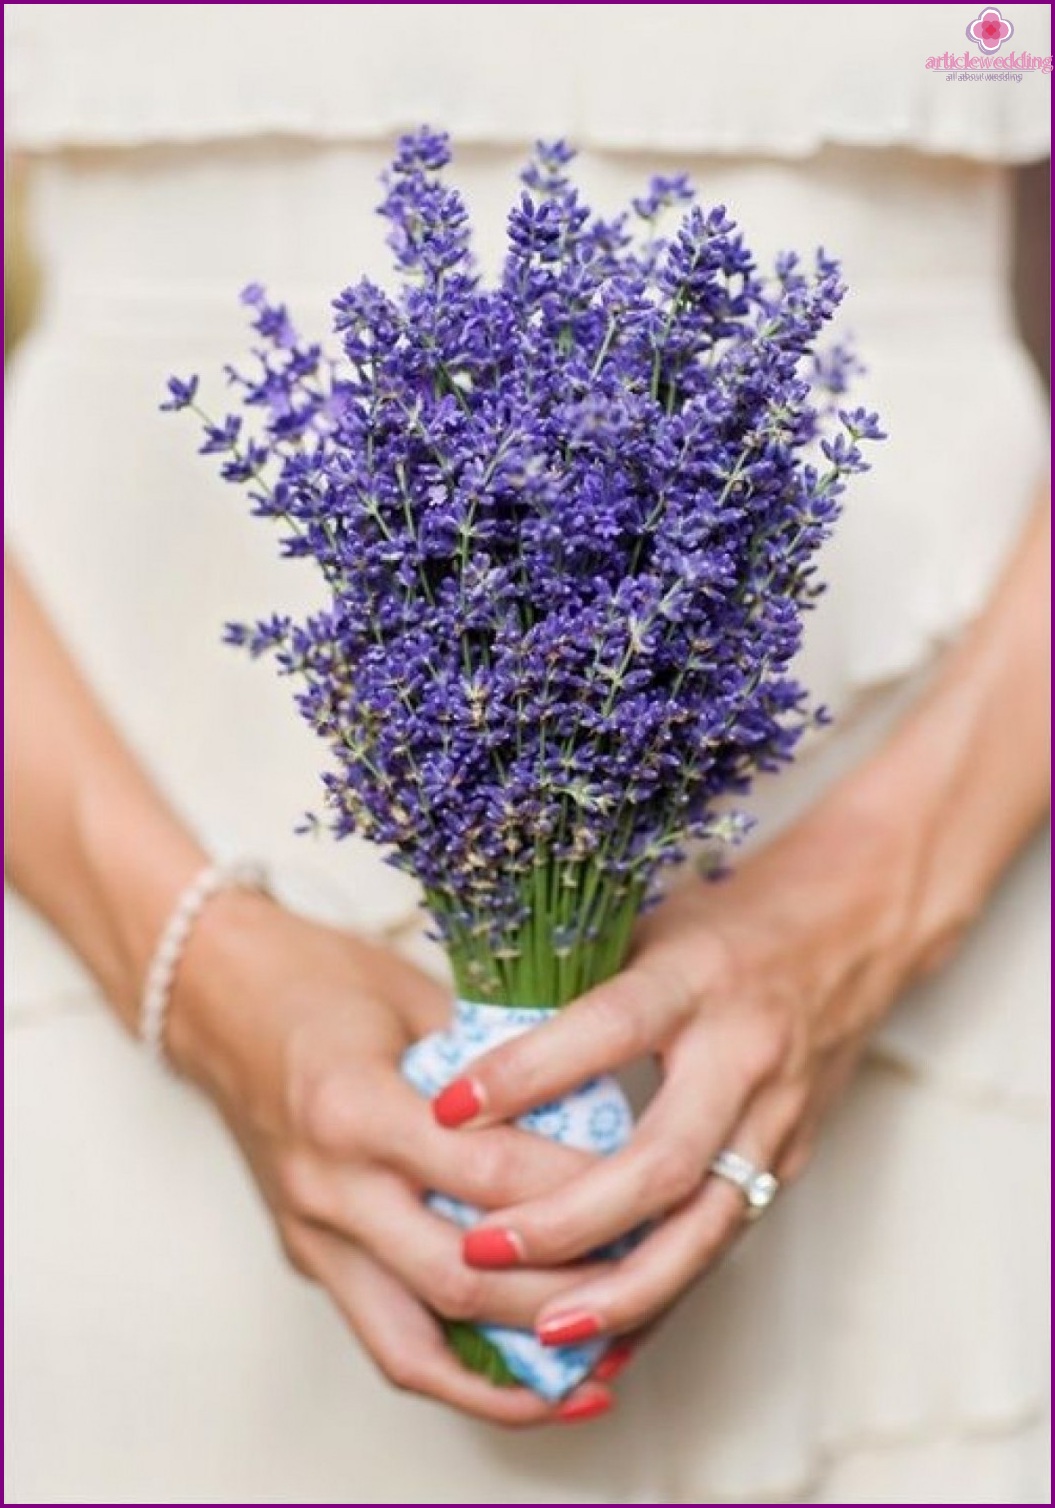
left=402, top=999, right=633, bottom=1400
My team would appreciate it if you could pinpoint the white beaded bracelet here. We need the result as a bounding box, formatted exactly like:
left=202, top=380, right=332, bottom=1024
left=139, top=859, right=270, bottom=1065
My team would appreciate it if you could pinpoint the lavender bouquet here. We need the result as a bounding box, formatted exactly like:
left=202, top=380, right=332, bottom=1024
left=165, top=129, right=882, bottom=1398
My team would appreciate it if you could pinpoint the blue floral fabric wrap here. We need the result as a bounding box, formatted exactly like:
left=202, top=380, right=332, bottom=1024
left=401, top=999, right=634, bottom=1401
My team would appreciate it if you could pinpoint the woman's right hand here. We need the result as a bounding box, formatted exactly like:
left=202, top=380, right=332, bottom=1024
left=167, top=890, right=613, bottom=1424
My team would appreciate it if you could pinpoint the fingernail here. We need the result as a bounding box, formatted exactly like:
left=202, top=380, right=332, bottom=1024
left=592, top=1341, right=636, bottom=1382
left=537, top=1309, right=602, bottom=1347
left=556, top=1385, right=613, bottom=1423
left=432, top=1076, right=484, bottom=1129
left=463, top=1227, right=523, bottom=1268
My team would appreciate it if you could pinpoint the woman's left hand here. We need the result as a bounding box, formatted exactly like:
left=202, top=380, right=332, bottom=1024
left=437, top=795, right=939, bottom=1344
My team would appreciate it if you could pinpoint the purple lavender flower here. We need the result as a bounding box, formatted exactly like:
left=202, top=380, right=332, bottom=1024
left=165, top=128, right=885, bottom=1007
left=160, top=374, right=199, bottom=411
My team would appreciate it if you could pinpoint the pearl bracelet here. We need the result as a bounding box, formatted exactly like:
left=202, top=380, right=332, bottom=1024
left=139, top=859, right=270, bottom=1065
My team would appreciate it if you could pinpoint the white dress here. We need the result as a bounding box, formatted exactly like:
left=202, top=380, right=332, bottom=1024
left=5, top=6, right=1050, bottom=1503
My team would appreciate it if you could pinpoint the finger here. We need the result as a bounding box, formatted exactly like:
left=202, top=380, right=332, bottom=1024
left=298, top=1066, right=594, bottom=1205
left=366, top=937, right=453, bottom=1039
left=589, top=1309, right=672, bottom=1381
left=378, top=1077, right=596, bottom=1207
left=298, top=1224, right=567, bottom=1425
left=774, top=1050, right=856, bottom=1185
left=591, top=1322, right=654, bottom=1382
left=463, top=1022, right=750, bottom=1266
left=532, top=1089, right=793, bottom=1340
left=330, top=1171, right=612, bottom=1329
left=432, top=962, right=696, bottom=1128
left=389, top=974, right=452, bottom=1040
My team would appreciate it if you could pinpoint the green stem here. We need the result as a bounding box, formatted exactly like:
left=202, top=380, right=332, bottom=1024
left=445, top=859, right=645, bottom=1008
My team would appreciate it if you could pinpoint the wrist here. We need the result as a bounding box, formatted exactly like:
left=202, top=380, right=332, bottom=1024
left=805, top=749, right=988, bottom=987
left=163, top=885, right=282, bottom=1090
left=75, top=773, right=209, bottom=1026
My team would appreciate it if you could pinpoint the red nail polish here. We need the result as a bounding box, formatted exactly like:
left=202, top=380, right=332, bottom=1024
left=537, top=1310, right=602, bottom=1347
left=556, top=1386, right=613, bottom=1423
left=463, top=1227, right=523, bottom=1268
left=593, top=1341, right=636, bottom=1382
left=432, top=1076, right=484, bottom=1128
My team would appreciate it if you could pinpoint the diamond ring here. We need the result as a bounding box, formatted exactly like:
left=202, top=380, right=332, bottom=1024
left=709, top=1148, right=780, bottom=1220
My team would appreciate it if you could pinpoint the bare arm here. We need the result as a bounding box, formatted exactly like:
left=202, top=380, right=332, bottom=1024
left=4, top=555, right=206, bottom=1022
left=845, top=489, right=1049, bottom=969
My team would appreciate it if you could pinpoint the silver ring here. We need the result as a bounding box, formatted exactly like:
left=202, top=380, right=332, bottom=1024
left=710, top=1149, right=779, bottom=1220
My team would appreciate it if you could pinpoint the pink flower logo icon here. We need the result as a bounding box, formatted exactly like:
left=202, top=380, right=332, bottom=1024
left=966, top=6, right=1015, bottom=54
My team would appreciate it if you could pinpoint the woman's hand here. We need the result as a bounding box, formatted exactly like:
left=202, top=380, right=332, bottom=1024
left=170, top=892, right=614, bottom=1424
left=440, top=796, right=943, bottom=1344
left=440, top=493, right=1051, bottom=1348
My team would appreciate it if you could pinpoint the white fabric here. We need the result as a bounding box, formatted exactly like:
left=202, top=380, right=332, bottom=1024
left=4, top=5, right=1051, bottom=1503
left=5, top=4, right=1052, bottom=161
